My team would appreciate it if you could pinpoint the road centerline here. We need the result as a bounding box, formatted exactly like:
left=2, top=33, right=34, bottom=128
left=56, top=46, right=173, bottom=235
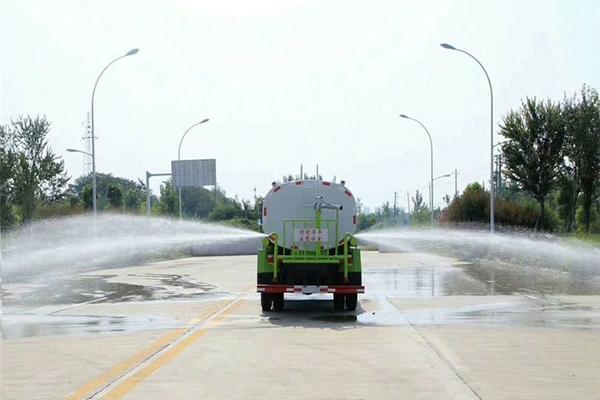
left=65, top=298, right=233, bottom=400
left=86, top=292, right=251, bottom=399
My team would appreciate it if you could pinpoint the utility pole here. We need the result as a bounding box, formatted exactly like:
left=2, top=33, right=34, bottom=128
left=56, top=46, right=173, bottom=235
left=497, top=154, right=502, bottom=193
left=82, top=113, right=93, bottom=175
left=454, top=169, right=459, bottom=198
left=428, top=183, right=432, bottom=214
left=406, top=191, right=411, bottom=226
left=146, top=172, right=150, bottom=217
left=393, top=192, right=398, bottom=225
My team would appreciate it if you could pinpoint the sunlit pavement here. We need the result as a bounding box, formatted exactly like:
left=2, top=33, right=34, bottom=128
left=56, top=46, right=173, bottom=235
left=2, top=252, right=600, bottom=399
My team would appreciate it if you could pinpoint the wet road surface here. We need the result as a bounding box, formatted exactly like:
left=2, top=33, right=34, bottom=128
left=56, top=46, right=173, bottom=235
left=2, top=252, right=600, bottom=399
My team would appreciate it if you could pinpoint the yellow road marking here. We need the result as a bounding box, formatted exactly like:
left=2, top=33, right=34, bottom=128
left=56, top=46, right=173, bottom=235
left=66, top=300, right=229, bottom=400
left=101, top=300, right=246, bottom=399
left=65, top=328, right=186, bottom=400
left=101, top=329, right=209, bottom=400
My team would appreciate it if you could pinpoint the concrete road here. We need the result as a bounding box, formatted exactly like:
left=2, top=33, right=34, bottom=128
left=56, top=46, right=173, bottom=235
left=2, top=252, right=600, bottom=399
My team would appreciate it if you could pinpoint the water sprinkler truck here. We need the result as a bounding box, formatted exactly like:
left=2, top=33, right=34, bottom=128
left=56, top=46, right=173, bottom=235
left=257, top=178, right=364, bottom=311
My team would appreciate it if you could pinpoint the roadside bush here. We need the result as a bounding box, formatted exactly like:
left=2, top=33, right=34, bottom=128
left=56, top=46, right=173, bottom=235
left=412, top=206, right=432, bottom=226
left=34, top=200, right=85, bottom=219
left=208, top=203, right=244, bottom=221
left=357, top=213, right=377, bottom=231
left=441, top=182, right=558, bottom=231
left=442, top=183, right=488, bottom=223
left=495, top=197, right=539, bottom=227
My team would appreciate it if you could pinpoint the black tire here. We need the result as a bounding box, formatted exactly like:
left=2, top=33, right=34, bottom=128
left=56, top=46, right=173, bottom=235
left=261, top=293, right=272, bottom=311
left=333, top=294, right=345, bottom=311
left=272, top=293, right=284, bottom=311
left=345, top=294, right=358, bottom=311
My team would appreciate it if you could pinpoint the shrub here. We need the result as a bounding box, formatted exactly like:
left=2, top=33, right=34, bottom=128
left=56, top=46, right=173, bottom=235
left=441, top=182, right=558, bottom=231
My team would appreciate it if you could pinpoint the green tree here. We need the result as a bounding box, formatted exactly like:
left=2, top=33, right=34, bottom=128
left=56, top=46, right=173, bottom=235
left=412, top=190, right=424, bottom=211
left=181, top=186, right=216, bottom=218
left=410, top=190, right=430, bottom=226
left=500, top=98, right=566, bottom=230
left=71, top=173, right=145, bottom=211
left=563, top=85, right=600, bottom=233
left=375, top=201, right=392, bottom=225
left=357, top=213, right=377, bottom=231
left=124, top=188, right=141, bottom=211
left=82, top=184, right=93, bottom=210
left=106, top=185, right=123, bottom=209
left=0, top=125, right=17, bottom=229
left=158, top=180, right=178, bottom=216
left=441, top=183, right=487, bottom=223
left=442, top=194, right=451, bottom=207
left=3, top=116, right=69, bottom=223
left=208, top=203, right=243, bottom=221
left=556, top=174, right=578, bottom=232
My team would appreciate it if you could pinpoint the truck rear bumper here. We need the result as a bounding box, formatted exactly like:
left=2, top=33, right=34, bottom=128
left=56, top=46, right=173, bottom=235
left=257, top=284, right=364, bottom=294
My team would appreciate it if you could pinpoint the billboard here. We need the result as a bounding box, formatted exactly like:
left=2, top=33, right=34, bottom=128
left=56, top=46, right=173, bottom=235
left=171, top=159, right=216, bottom=188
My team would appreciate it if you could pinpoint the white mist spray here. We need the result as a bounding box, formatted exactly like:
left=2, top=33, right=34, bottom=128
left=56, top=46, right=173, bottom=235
left=1, top=214, right=264, bottom=281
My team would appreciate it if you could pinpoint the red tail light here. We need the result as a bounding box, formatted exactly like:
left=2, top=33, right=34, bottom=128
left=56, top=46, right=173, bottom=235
left=353, top=215, right=356, bottom=224
left=263, top=207, right=268, bottom=217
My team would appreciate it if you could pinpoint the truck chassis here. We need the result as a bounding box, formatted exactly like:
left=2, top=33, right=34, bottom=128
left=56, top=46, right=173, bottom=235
left=258, top=283, right=364, bottom=311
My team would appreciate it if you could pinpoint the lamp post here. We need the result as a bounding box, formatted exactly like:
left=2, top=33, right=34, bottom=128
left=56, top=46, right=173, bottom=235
left=399, top=114, right=434, bottom=227
left=177, top=118, right=210, bottom=220
left=434, top=173, right=452, bottom=181
left=66, top=148, right=93, bottom=157
left=67, top=148, right=93, bottom=209
left=440, top=42, right=495, bottom=233
left=429, top=174, right=452, bottom=212
left=90, top=48, right=139, bottom=215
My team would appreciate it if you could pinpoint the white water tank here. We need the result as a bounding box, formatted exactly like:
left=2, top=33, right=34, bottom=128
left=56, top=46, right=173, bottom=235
left=261, top=179, right=357, bottom=250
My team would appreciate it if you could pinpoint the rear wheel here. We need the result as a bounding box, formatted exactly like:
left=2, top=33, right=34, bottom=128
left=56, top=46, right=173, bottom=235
left=333, top=294, right=345, bottom=311
left=272, top=293, right=284, bottom=311
left=345, top=294, right=358, bottom=311
left=260, top=293, right=272, bottom=311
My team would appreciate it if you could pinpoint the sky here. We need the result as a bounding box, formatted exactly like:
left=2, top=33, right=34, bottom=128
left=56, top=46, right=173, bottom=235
left=2, top=0, right=599, bottom=211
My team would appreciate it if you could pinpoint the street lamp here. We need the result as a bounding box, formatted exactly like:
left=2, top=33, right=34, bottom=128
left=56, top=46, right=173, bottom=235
left=177, top=118, right=210, bottom=220
left=440, top=42, right=495, bottom=233
left=434, top=173, right=452, bottom=181
left=90, top=48, right=139, bottom=215
left=429, top=174, right=452, bottom=212
left=66, top=148, right=93, bottom=157
left=399, top=113, right=435, bottom=227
